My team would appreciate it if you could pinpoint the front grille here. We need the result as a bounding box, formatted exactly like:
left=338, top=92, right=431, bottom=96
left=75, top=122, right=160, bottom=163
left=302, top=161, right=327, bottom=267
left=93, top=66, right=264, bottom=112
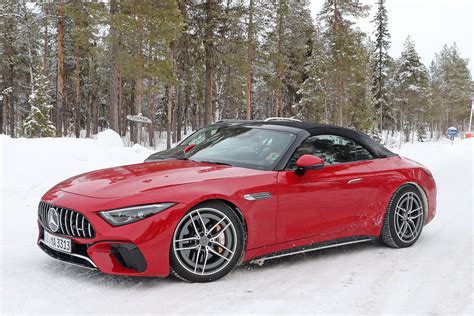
left=38, top=201, right=95, bottom=238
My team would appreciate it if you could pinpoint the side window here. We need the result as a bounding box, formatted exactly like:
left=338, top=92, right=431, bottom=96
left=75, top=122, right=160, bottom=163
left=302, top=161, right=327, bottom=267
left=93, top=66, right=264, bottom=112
left=287, top=134, right=374, bottom=169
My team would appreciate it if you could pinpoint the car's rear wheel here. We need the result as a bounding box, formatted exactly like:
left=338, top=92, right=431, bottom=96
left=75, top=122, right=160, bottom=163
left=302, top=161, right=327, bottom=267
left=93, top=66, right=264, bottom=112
left=170, top=201, right=245, bottom=282
left=381, top=185, right=425, bottom=248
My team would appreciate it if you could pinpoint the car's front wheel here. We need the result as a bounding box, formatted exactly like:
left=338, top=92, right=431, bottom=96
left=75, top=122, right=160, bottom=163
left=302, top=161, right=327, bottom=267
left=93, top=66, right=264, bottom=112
left=170, top=201, right=245, bottom=282
left=381, top=185, right=425, bottom=248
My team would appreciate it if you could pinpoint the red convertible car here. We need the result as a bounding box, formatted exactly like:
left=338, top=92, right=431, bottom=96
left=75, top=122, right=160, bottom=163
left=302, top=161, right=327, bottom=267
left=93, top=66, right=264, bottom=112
left=37, top=121, right=436, bottom=282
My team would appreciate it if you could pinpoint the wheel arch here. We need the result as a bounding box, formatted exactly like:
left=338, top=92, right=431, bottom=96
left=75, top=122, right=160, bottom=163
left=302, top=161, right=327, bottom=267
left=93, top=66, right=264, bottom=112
left=187, top=198, right=248, bottom=236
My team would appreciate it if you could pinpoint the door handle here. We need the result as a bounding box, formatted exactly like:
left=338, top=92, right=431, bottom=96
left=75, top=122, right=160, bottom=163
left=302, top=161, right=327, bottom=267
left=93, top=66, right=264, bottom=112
left=348, top=177, right=363, bottom=184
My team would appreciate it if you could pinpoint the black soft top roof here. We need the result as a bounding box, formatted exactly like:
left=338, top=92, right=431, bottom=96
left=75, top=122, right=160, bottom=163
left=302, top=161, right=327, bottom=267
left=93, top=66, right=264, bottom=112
left=244, top=121, right=396, bottom=158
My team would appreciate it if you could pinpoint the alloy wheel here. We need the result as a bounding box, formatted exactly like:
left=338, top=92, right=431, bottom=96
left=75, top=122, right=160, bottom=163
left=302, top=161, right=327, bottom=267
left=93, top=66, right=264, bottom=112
left=172, top=208, right=237, bottom=276
left=394, top=192, right=424, bottom=243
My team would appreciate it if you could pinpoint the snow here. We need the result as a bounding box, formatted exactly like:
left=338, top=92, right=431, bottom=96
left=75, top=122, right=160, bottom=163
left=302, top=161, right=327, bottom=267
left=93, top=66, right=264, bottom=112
left=1, top=135, right=472, bottom=314
left=96, top=129, right=124, bottom=148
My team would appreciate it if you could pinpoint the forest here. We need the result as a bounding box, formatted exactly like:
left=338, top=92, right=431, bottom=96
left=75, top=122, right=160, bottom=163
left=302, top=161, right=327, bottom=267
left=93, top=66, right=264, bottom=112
left=0, top=0, right=472, bottom=148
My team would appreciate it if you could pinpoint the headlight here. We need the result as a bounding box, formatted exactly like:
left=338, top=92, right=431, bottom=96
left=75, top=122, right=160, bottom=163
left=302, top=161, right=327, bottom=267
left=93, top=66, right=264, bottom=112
left=99, top=203, right=176, bottom=226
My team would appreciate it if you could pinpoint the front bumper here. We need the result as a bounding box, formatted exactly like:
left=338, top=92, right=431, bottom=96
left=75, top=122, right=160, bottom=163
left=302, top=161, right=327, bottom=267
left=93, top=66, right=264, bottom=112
left=38, top=224, right=150, bottom=274
left=37, top=191, right=185, bottom=277
left=38, top=238, right=97, bottom=269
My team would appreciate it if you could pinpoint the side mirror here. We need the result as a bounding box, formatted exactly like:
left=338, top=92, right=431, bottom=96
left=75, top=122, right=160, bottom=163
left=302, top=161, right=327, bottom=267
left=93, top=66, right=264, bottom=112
left=183, top=143, right=196, bottom=153
left=295, top=154, right=325, bottom=175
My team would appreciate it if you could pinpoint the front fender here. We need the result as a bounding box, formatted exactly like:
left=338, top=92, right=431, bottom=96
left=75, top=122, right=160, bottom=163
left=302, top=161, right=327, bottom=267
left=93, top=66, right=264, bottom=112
left=139, top=173, right=278, bottom=250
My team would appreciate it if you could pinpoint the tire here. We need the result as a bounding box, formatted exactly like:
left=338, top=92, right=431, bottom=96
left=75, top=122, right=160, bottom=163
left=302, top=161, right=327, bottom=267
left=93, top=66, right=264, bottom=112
left=381, top=185, right=425, bottom=248
left=169, top=201, right=245, bottom=282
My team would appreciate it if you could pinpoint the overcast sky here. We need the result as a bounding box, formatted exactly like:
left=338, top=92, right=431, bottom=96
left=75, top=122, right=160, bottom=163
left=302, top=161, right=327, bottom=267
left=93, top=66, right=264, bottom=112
left=309, top=0, right=473, bottom=73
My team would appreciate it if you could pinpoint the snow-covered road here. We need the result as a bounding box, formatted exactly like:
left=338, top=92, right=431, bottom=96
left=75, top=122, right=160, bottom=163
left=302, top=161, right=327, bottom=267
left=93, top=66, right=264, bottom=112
left=1, top=134, right=472, bottom=314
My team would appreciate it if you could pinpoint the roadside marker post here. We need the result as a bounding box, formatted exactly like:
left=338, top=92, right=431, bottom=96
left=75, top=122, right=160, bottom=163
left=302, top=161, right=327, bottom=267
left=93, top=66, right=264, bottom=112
left=127, top=114, right=152, bottom=145
left=467, top=95, right=473, bottom=138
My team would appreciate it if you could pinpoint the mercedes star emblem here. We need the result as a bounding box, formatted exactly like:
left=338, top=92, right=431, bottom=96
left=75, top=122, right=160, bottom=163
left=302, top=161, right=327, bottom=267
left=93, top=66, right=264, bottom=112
left=47, top=207, right=60, bottom=232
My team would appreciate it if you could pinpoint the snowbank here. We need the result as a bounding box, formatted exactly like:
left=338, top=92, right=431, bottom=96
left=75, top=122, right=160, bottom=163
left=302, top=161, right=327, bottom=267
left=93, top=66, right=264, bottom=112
left=0, top=137, right=472, bottom=314
left=96, top=129, right=124, bottom=148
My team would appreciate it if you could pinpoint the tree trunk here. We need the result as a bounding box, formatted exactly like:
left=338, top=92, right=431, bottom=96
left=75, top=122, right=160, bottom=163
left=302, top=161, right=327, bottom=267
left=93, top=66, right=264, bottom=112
left=337, top=76, right=344, bottom=125
left=204, top=0, right=215, bottom=125
left=2, top=93, right=8, bottom=134
left=56, top=2, right=65, bottom=136
left=74, top=42, right=81, bottom=138
left=172, top=106, right=176, bottom=143
left=8, top=64, right=14, bottom=136
left=91, top=85, right=98, bottom=135
left=183, top=105, right=188, bottom=136
left=176, top=87, right=182, bottom=142
left=195, top=95, right=202, bottom=129
left=275, top=0, right=285, bottom=117
left=274, top=90, right=279, bottom=117
left=129, top=81, right=136, bottom=143
left=86, top=60, right=94, bottom=138
left=24, top=13, right=34, bottom=98
left=2, top=64, right=13, bottom=136
left=333, top=0, right=345, bottom=126
left=246, top=0, right=254, bottom=120
left=167, top=84, right=173, bottom=149
left=191, top=102, right=197, bottom=132
left=86, top=94, right=91, bottom=138
left=176, top=0, right=188, bottom=140
left=43, top=6, right=49, bottom=76
left=2, top=82, right=7, bottom=133
left=133, top=23, right=144, bottom=144
left=118, top=74, right=124, bottom=135
left=147, top=87, right=155, bottom=148
left=107, top=0, right=120, bottom=133
left=63, top=90, right=69, bottom=136
left=2, top=16, right=14, bottom=135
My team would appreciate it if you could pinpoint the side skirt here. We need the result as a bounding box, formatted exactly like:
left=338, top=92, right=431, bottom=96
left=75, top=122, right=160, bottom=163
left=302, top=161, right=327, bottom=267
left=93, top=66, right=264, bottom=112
left=249, top=236, right=374, bottom=266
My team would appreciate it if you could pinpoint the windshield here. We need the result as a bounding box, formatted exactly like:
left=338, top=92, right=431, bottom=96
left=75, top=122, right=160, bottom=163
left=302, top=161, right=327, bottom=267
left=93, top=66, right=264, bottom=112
left=180, top=125, right=219, bottom=147
left=184, top=127, right=295, bottom=170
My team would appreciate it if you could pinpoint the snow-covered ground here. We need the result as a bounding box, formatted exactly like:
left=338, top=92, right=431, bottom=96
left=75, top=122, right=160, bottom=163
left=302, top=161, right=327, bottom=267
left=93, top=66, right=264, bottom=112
left=0, top=132, right=472, bottom=314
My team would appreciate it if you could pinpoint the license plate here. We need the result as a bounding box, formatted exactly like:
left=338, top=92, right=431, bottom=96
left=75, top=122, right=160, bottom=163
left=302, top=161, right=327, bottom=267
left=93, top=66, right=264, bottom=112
left=44, top=230, right=72, bottom=254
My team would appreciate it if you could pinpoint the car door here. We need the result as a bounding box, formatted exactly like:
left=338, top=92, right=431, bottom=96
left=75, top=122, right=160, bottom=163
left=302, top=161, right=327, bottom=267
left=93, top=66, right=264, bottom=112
left=276, top=134, right=376, bottom=243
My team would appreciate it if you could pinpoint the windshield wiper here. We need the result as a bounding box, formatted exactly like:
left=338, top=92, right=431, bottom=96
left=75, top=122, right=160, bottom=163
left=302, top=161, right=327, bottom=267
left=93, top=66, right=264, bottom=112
left=199, top=160, right=233, bottom=166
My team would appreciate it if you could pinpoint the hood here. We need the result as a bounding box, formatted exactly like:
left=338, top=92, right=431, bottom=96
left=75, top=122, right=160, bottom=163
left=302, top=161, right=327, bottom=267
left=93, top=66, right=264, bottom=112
left=52, top=159, right=263, bottom=199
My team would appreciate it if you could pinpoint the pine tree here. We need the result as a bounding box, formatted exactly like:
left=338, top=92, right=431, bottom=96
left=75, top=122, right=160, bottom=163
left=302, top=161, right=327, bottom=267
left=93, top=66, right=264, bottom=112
left=392, top=37, right=430, bottom=142
left=66, top=0, right=105, bottom=138
left=203, top=0, right=218, bottom=125
left=282, top=0, right=314, bottom=115
left=214, top=0, right=247, bottom=120
left=346, top=30, right=373, bottom=132
left=1, top=0, right=43, bottom=137
left=319, top=0, right=369, bottom=126
left=107, top=0, right=120, bottom=134
left=428, top=60, right=443, bottom=139
left=56, top=0, right=65, bottom=136
left=299, top=1, right=371, bottom=129
left=297, top=23, right=332, bottom=122
left=246, top=0, right=254, bottom=120
left=110, top=0, right=182, bottom=144
left=24, top=71, right=55, bottom=137
left=260, top=0, right=314, bottom=118
left=431, top=44, right=472, bottom=131
left=371, top=0, right=391, bottom=132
